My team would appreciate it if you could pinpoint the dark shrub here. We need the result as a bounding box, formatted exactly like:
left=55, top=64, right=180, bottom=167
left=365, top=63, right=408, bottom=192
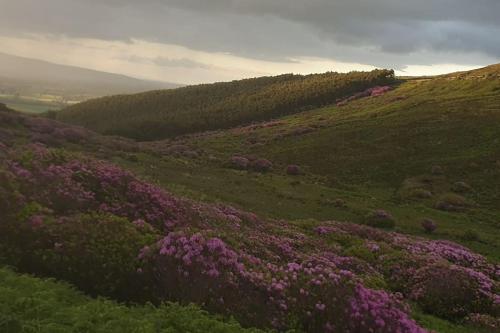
left=53, top=126, right=89, bottom=143
left=452, top=181, right=472, bottom=193
left=0, top=213, right=158, bottom=302
left=286, top=165, right=301, bottom=175
left=229, top=156, right=249, bottom=170
left=250, top=159, right=272, bottom=173
left=410, top=263, right=498, bottom=320
left=0, top=128, right=14, bottom=146
left=364, top=210, right=396, bottom=228
left=435, top=193, right=468, bottom=211
left=431, top=165, right=444, bottom=175
left=421, top=219, right=437, bottom=233
left=334, top=198, right=347, bottom=208
left=182, top=150, right=199, bottom=159
left=410, top=188, right=433, bottom=199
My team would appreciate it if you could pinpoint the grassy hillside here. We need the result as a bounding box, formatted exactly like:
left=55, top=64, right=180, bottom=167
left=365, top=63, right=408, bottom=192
left=53, top=69, right=395, bottom=140
left=108, top=65, right=500, bottom=261
left=1, top=65, right=500, bottom=333
left=2, top=106, right=499, bottom=332
left=0, top=267, right=264, bottom=333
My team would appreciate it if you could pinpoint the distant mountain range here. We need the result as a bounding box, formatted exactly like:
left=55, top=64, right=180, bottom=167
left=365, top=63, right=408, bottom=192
left=0, top=52, right=182, bottom=112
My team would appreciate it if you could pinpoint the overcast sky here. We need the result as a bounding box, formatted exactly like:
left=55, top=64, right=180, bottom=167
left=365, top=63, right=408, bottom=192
left=1, top=0, right=499, bottom=84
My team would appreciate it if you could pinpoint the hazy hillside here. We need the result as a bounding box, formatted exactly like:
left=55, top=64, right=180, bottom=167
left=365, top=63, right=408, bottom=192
left=0, top=52, right=181, bottom=113
left=54, top=69, right=396, bottom=140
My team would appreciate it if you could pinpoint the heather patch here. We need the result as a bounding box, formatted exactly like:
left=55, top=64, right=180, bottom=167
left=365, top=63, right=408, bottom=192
left=0, top=141, right=498, bottom=332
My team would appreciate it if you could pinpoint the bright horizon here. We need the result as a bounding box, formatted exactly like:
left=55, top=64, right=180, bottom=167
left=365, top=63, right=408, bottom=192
left=0, top=35, right=486, bottom=85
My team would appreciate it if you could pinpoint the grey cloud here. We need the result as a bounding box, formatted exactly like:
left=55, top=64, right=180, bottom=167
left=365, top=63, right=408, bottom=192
left=117, top=55, right=212, bottom=70
left=0, top=0, right=499, bottom=69
left=152, top=57, right=212, bottom=69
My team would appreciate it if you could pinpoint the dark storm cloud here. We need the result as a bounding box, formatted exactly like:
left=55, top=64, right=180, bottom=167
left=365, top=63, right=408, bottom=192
left=1, top=0, right=499, bottom=67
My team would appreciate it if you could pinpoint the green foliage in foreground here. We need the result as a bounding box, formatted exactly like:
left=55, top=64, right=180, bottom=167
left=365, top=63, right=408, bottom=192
left=0, top=267, right=265, bottom=333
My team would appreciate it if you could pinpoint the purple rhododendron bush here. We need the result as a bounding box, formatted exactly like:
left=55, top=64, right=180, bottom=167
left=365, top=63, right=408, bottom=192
left=0, top=112, right=499, bottom=332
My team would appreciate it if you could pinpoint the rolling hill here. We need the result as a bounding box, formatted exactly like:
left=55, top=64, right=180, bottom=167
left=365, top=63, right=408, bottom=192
left=54, top=69, right=396, bottom=140
left=0, top=52, right=181, bottom=113
left=1, top=65, right=500, bottom=333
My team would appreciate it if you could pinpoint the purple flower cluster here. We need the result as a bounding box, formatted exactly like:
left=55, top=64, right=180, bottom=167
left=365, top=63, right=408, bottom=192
left=337, top=85, right=392, bottom=106
left=140, top=231, right=426, bottom=332
left=2, top=142, right=498, bottom=332
left=5, top=144, right=184, bottom=230
left=314, top=221, right=499, bottom=321
left=348, top=284, right=427, bottom=333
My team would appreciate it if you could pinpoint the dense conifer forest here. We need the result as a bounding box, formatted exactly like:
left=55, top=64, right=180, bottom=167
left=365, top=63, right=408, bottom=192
left=53, top=70, right=395, bottom=140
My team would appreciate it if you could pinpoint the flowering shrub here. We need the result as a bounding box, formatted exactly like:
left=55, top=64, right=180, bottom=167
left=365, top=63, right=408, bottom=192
left=409, top=263, right=499, bottom=319
left=286, top=164, right=302, bottom=175
left=140, top=232, right=426, bottom=332
left=369, top=86, right=392, bottom=97
left=5, top=146, right=184, bottom=231
left=336, top=85, right=392, bottom=106
left=0, top=140, right=498, bottom=332
left=345, top=284, right=427, bottom=333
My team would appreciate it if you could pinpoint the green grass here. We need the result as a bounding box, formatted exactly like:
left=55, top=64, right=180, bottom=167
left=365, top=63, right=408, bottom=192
left=412, top=311, right=492, bottom=333
left=98, top=68, right=500, bottom=262
left=0, top=267, right=265, bottom=333
left=1, top=98, right=63, bottom=114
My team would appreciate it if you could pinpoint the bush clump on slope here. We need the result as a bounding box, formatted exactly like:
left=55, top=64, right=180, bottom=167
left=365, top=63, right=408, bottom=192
left=364, top=209, right=396, bottom=228
left=435, top=193, right=469, bottom=212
